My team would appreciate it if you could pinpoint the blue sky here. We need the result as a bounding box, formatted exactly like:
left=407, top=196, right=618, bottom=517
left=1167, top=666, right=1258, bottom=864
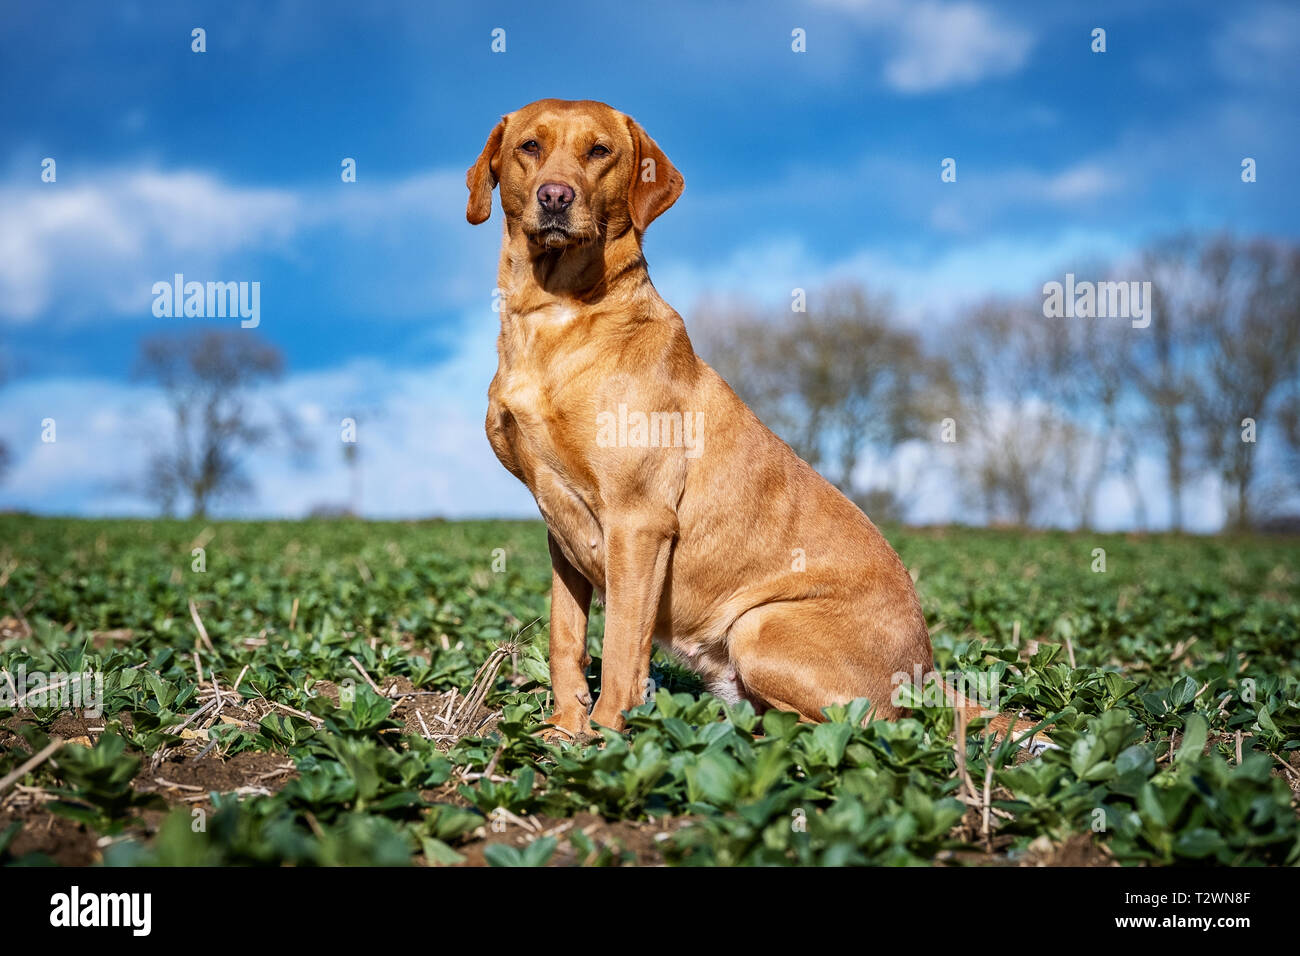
left=1, top=0, right=1297, bottom=525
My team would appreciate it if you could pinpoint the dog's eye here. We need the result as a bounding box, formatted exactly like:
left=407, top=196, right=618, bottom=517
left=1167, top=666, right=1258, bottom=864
left=519, top=140, right=540, bottom=154
left=589, top=144, right=610, bottom=158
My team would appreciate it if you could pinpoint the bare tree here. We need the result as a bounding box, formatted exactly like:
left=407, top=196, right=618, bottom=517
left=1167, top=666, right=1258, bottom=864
left=693, top=284, right=943, bottom=516
left=689, top=234, right=1299, bottom=533
left=1273, top=385, right=1300, bottom=523
left=343, top=438, right=361, bottom=516
left=1124, top=234, right=1300, bottom=530
left=1189, top=236, right=1300, bottom=529
left=1022, top=261, right=1143, bottom=530
left=1128, top=236, right=1211, bottom=531
left=135, top=329, right=287, bottom=517
left=947, top=301, right=1066, bottom=526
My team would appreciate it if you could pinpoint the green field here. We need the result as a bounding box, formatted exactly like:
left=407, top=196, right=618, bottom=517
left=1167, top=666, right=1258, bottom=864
left=1, top=516, right=1297, bottom=866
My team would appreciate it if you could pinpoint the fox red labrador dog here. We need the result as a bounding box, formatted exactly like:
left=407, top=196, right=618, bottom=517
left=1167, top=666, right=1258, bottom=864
left=467, top=98, right=1032, bottom=744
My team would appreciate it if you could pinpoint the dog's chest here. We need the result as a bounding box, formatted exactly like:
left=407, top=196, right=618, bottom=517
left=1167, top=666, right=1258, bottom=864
left=486, top=371, right=536, bottom=481
left=486, top=344, right=607, bottom=583
left=485, top=305, right=594, bottom=473
left=486, top=353, right=571, bottom=477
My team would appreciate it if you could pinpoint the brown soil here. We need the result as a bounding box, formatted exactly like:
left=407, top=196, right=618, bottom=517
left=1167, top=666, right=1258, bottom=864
left=1021, top=831, right=1117, bottom=867
left=1, top=710, right=299, bottom=865
left=444, top=811, right=694, bottom=867
left=133, top=749, right=297, bottom=805
left=939, top=830, right=1116, bottom=867
left=939, top=802, right=1117, bottom=867
left=1275, top=750, right=1300, bottom=800
left=0, top=615, right=32, bottom=642
left=0, top=804, right=101, bottom=865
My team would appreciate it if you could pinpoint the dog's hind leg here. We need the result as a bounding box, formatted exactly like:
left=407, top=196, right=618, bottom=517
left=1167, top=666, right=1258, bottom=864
left=727, top=601, right=928, bottom=722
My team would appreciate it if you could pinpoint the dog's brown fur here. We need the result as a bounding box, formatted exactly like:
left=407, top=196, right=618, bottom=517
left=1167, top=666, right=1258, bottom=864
left=467, top=99, right=982, bottom=740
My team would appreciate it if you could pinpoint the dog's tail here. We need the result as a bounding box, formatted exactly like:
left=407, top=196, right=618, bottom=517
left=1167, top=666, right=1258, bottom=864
left=939, top=681, right=1057, bottom=756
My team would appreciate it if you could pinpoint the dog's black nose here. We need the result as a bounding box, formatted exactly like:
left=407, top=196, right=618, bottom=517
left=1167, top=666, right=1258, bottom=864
left=537, top=181, right=575, bottom=213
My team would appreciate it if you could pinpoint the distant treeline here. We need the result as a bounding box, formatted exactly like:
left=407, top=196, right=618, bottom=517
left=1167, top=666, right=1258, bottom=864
left=693, top=233, right=1300, bottom=532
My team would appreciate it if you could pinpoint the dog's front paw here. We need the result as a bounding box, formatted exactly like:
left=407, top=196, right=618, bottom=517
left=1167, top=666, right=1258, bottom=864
left=587, top=698, right=628, bottom=734
left=536, top=707, right=593, bottom=744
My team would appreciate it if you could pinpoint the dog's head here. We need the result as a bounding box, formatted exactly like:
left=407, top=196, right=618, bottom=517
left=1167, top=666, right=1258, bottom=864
left=466, top=99, right=683, bottom=250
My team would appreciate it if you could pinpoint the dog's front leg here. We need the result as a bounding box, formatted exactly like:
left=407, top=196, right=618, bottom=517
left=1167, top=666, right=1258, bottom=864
left=543, top=533, right=594, bottom=739
left=588, top=510, right=676, bottom=732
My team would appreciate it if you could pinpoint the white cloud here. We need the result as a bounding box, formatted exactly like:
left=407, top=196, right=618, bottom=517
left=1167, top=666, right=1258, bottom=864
left=1212, top=3, right=1300, bottom=88
left=0, top=166, right=482, bottom=325
left=0, top=172, right=300, bottom=323
left=884, top=1, right=1033, bottom=93
left=918, top=161, right=1123, bottom=236
left=814, top=0, right=1034, bottom=93
left=685, top=150, right=1125, bottom=248
left=1039, top=163, right=1122, bottom=203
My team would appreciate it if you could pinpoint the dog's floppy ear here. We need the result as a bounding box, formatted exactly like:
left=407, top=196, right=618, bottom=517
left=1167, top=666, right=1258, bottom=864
left=625, top=116, right=684, bottom=232
left=466, top=117, right=507, bottom=225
